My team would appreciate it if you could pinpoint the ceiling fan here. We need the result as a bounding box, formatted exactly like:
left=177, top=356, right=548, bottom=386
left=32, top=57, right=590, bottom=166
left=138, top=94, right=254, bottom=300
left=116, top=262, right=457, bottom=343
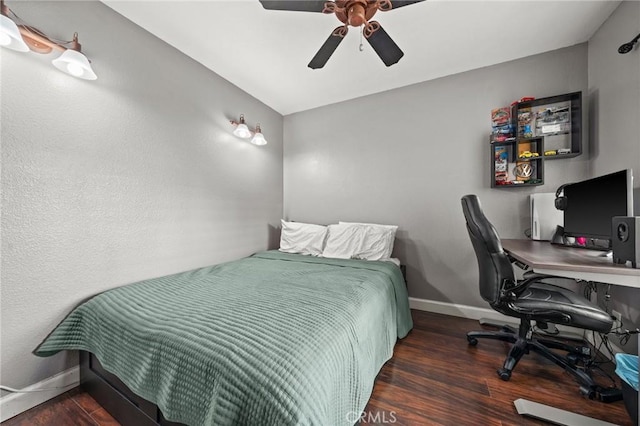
left=259, top=0, right=425, bottom=69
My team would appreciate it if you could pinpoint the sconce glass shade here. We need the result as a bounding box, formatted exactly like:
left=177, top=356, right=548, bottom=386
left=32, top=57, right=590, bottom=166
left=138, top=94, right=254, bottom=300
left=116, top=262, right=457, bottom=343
left=233, top=123, right=252, bottom=139
left=251, top=131, right=268, bottom=146
left=52, top=48, right=97, bottom=80
left=0, top=14, right=29, bottom=52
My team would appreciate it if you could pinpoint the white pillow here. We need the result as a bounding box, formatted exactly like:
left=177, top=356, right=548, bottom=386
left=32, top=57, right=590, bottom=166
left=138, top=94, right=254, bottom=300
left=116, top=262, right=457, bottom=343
left=279, top=219, right=328, bottom=256
left=339, top=222, right=398, bottom=259
left=321, top=224, right=365, bottom=259
left=323, top=222, right=398, bottom=261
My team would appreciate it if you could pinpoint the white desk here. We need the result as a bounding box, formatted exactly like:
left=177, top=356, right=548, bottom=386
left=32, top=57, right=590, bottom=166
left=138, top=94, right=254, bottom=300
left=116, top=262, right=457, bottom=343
left=501, top=239, right=640, bottom=288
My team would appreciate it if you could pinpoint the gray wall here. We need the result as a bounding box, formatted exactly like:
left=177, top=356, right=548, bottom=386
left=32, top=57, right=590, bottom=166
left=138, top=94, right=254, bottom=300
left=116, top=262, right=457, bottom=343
left=588, top=0, right=640, bottom=354
left=1, top=1, right=283, bottom=391
left=284, top=44, right=591, bottom=307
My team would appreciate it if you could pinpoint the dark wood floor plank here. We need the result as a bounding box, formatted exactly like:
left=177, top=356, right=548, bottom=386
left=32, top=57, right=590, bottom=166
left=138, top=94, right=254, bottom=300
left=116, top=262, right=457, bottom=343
left=72, top=392, right=102, bottom=416
left=382, top=345, right=491, bottom=396
left=89, top=407, right=121, bottom=426
left=4, top=310, right=634, bottom=426
left=363, top=396, right=447, bottom=426
left=1, top=392, right=97, bottom=426
left=367, top=378, right=506, bottom=425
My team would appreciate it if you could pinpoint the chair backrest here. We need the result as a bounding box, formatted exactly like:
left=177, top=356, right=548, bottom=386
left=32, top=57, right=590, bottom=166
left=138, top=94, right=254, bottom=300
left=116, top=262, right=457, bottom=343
left=461, top=194, right=515, bottom=305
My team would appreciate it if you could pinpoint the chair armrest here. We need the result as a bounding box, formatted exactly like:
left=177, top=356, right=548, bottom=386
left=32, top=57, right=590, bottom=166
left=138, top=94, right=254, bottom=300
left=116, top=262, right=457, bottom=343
left=501, top=272, right=579, bottom=301
left=501, top=273, right=578, bottom=324
left=506, top=302, right=572, bottom=324
left=502, top=274, right=544, bottom=298
left=520, top=272, right=579, bottom=286
left=502, top=279, right=529, bottom=298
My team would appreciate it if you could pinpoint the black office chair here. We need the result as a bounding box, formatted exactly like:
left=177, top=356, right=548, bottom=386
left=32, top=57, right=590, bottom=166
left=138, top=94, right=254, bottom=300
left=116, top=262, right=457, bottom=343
left=461, top=194, right=615, bottom=399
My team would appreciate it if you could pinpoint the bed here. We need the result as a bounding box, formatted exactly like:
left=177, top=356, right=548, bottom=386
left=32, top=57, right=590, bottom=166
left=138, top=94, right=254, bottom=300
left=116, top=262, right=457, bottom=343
left=34, top=250, right=412, bottom=426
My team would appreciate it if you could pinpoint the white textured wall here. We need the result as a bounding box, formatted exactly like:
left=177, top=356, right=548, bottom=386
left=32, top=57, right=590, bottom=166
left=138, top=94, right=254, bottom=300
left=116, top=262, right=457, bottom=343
left=1, top=1, right=283, bottom=390
left=284, top=45, right=590, bottom=307
left=588, top=0, right=640, bottom=354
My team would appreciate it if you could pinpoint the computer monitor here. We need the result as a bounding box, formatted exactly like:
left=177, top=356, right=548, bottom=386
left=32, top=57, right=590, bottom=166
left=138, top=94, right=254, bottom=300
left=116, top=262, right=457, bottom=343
left=563, top=169, right=634, bottom=244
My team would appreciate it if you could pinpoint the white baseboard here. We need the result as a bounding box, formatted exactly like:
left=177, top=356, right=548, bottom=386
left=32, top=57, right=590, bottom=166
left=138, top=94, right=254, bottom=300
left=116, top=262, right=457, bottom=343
left=409, top=297, right=623, bottom=358
left=0, top=366, right=79, bottom=423
left=409, top=297, right=512, bottom=322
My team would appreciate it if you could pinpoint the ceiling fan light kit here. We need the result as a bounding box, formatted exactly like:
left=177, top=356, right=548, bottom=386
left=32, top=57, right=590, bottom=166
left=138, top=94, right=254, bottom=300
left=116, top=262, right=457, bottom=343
left=259, top=0, right=425, bottom=69
left=0, top=0, right=97, bottom=80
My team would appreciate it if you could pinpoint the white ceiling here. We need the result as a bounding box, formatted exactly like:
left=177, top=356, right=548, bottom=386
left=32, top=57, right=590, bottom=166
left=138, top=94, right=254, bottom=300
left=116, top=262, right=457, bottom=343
left=103, top=0, right=620, bottom=115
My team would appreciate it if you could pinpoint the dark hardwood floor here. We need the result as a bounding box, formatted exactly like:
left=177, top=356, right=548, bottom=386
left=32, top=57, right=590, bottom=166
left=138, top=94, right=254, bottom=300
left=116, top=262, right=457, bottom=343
left=3, top=310, right=633, bottom=426
left=1, top=387, right=119, bottom=426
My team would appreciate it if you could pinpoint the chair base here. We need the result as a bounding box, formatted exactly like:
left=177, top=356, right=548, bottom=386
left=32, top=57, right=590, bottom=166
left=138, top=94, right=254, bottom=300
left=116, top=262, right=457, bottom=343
left=467, top=321, right=622, bottom=402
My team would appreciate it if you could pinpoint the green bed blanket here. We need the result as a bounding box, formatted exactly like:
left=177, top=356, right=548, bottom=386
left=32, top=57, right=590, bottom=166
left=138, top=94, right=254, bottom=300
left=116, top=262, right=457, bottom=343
left=34, top=250, right=413, bottom=426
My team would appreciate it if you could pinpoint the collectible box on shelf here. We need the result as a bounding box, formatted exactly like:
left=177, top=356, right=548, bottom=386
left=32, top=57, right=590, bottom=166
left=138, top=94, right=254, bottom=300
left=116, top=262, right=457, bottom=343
left=490, top=107, right=514, bottom=143
left=535, top=105, right=571, bottom=136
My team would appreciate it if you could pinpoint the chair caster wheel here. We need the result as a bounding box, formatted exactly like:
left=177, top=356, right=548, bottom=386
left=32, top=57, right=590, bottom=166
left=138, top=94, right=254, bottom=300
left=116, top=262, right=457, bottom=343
left=567, top=353, right=579, bottom=367
left=497, top=368, right=511, bottom=381
left=467, top=336, right=478, bottom=346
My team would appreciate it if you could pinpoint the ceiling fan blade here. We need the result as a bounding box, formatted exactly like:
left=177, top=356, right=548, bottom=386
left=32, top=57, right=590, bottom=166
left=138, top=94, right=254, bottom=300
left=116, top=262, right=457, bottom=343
left=259, top=0, right=331, bottom=13
left=377, top=0, right=425, bottom=12
left=308, top=26, right=348, bottom=69
left=389, top=0, right=425, bottom=9
left=364, top=22, right=404, bottom=67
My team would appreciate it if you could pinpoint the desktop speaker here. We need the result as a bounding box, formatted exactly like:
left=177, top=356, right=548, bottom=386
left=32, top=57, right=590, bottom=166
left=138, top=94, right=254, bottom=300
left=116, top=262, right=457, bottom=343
left=612, top=216, right=640, bottom=269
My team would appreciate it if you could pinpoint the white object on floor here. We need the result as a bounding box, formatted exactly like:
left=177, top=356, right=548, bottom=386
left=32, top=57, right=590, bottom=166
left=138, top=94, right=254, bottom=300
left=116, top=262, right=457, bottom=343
left=513, top=398, right=619, bottom=426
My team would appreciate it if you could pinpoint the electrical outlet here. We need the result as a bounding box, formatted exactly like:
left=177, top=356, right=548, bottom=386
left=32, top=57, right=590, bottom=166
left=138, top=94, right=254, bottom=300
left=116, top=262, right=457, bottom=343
left=611, top=310, right=623, bottom=328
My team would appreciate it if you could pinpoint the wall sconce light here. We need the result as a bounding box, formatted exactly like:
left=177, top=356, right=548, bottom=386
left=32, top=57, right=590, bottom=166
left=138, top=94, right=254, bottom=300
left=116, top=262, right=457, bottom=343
left=251, top=124, right=267, bottom=146
left=231, top=114, right=252, bottom=139
left=230, top=114, right=268, bottom=146
left=0, top=0, right=97, bottom=80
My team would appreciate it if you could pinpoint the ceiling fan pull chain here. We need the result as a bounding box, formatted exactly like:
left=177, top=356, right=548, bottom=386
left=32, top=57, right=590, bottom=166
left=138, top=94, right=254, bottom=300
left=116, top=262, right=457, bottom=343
left=359, top=25, right=364, bottom=52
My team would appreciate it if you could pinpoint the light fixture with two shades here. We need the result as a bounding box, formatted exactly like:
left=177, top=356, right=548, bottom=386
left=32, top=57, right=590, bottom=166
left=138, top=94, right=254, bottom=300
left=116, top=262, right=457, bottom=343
left=0, top=0, right=97, bottom=80
left=230, top=114, right=268, bottom=146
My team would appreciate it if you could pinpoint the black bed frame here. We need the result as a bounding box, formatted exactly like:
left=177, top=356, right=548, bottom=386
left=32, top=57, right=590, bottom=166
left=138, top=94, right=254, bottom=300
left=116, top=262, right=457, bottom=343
left=79, top=266, right=407, bottom=425
left=80, top=351, right=184, bottom=426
